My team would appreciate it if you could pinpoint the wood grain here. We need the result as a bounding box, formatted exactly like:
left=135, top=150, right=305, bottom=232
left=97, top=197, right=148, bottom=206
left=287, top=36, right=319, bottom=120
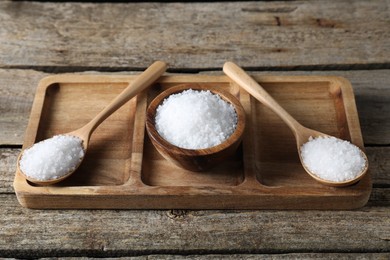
left=68, top=254, right=390, bottom=259
left=0, top=148, right=19, bottom=194
left=0, top=194, right=389, bottom=257
left=0, top=69, right=48, bottom=145
left=0, top=0, right=388, bottom=258
left=0, top=1, right=388, bottom=70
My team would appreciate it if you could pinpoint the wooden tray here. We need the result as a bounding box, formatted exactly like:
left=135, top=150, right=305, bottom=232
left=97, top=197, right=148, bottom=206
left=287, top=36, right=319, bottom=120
left=14, top=74, right=372, bottom=209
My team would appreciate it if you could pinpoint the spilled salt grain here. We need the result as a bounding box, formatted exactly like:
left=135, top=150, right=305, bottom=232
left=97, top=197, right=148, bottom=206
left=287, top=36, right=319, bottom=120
left=155, top=89, right=237, bottom=149
left=300, top=136, right=366, bottom=182
left=19, top=135, right=85, bottom=181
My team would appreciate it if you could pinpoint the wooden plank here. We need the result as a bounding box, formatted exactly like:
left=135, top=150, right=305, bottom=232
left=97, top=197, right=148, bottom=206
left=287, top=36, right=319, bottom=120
left=366, top=147, right=390, bottom=187
left=0, top=69, right=48, bottom=145
left=0, top=1, right=388, bottom=70
left=82, top=254, right=390, bottom=260
left=4, top=254, right=390, bottom=259
left=78, top=254, right=390, bottom=259
left=339, top=71, right=390, bottom=145
left=145, top=254, right=390, bottom=259
left=368, top=188, right=390, bottom=207
left=0, top=148, right=19, bottom=194
left=0, top=194, right=389, bottom=257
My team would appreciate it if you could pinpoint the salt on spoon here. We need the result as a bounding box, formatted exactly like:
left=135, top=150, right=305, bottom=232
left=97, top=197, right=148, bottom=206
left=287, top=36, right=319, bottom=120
left=223, top=61, right=368, bottom=187
left=19, top=135, right=85, bottom=182
left=300, top=136, right=367, bottom=183
left=17, top=61, right=167, bottom=185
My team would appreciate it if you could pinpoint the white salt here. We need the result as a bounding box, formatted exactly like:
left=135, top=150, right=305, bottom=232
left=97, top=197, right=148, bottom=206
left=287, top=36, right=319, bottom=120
left=300, top=136, right=367, bottom=182
left=155, top=89, right=237, bottom=149
left=19, top=135, right=85, bottom=181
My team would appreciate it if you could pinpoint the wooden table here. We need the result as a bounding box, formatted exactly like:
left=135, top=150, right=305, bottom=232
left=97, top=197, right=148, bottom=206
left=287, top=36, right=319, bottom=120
left=1, top=1, right=389, bottom=258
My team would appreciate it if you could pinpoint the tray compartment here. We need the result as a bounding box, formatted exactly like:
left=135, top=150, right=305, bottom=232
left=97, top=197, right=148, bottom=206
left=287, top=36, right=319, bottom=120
left=141, top=82, right=245, bottom=187
left=250, top=80, right=351, bottom=187
left=31, top=81, right=137, bottom=186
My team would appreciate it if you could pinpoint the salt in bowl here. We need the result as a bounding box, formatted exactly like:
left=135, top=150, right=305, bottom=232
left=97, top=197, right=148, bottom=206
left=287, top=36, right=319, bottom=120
left=146, top=84, right=246, bottom=172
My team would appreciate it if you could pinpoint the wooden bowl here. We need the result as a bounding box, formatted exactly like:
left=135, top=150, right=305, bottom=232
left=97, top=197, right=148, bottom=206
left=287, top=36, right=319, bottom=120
left=146, top=84, right=246, bottom=172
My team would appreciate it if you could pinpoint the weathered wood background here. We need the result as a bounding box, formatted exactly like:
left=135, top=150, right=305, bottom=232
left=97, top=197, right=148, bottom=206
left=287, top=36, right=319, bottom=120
left=0, top=0, right=389, bottom=258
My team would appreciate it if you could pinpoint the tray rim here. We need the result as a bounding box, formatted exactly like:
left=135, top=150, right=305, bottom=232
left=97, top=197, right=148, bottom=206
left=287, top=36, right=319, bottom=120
left=13, top=74, right=372, bottom=209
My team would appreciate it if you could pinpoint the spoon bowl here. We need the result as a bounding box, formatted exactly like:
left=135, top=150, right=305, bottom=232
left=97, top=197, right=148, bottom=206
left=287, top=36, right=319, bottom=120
left=295, top=126, right=368, bottom=186
left=17, top=61, right=167, bottom=185
left=223, top=61, right=368, bottom=187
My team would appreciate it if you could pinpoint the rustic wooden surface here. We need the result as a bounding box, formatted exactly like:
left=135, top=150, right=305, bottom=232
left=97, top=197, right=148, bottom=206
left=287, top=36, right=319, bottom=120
left=0, top=0, right=389, bottom=258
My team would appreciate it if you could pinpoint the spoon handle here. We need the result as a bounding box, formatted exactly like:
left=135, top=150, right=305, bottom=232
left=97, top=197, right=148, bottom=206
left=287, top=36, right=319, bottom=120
left=223, top=61, right=302, bottom=136
left=81, top=61, right=167, bottom=138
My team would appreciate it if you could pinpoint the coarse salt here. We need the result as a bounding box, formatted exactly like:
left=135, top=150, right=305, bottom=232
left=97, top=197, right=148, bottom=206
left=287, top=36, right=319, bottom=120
left=300, top=136, right=367, bottom=182
left=155, top=89, right=237, bottom=149
left=19, top=135, right=85, bottom=181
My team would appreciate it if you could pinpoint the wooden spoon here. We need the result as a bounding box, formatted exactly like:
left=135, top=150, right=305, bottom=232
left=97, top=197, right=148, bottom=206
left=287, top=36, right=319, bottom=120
left=17, top=61, right=167, bottom=185
left=223, top=61, right=368, bottom=186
